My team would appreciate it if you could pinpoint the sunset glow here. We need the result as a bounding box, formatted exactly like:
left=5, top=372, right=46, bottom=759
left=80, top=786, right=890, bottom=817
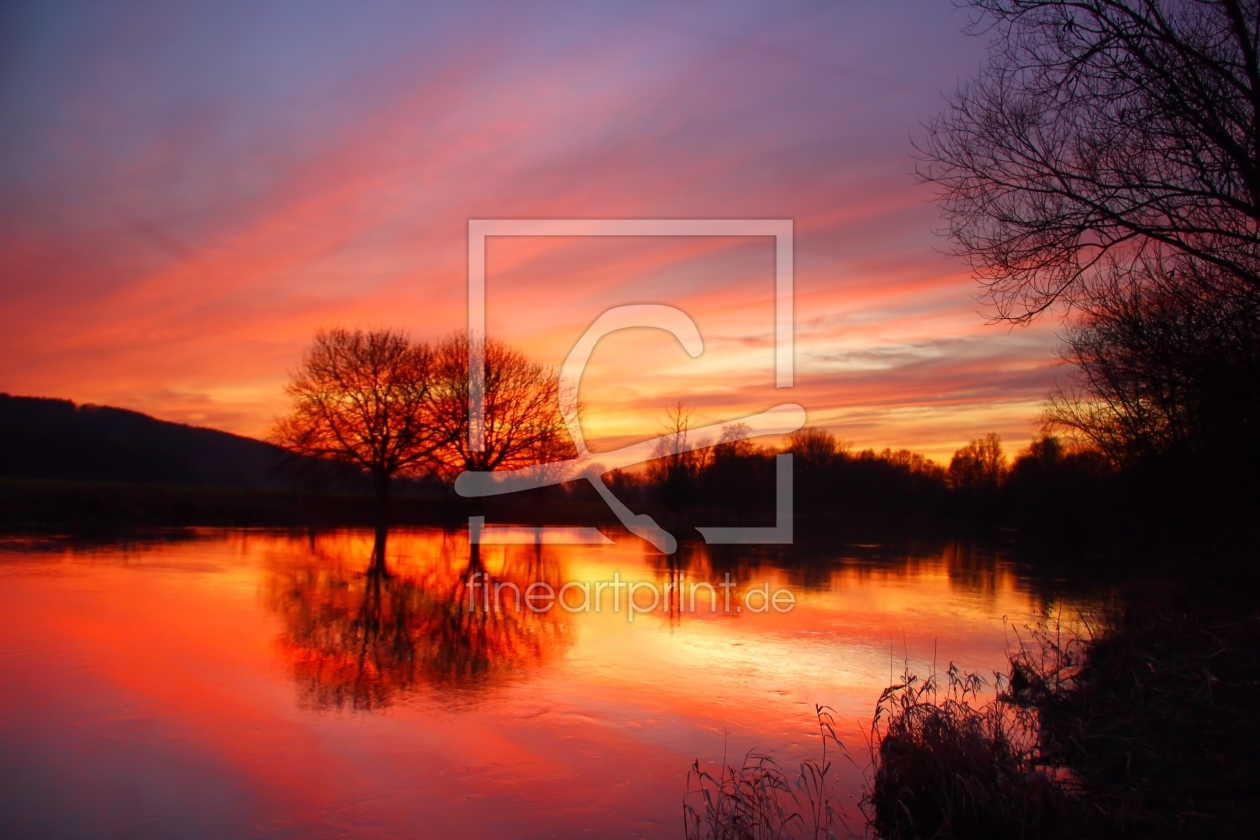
left=3, top=4, right=1253, bottom=837
left=0, top=1, right=1062, bottom=462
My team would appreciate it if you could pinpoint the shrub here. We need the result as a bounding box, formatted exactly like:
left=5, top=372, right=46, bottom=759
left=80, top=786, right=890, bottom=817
left=864, top=663, right=1070, bottom=840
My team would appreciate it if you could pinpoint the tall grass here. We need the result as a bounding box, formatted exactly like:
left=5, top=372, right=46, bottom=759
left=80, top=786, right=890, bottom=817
left=862, top=662, right=1071, bottom=839
left=687, top=593, right=1260, bottom=839
left=683, top=705, right=853, bottom=840
left=866, top=596, right=1260, bottom=839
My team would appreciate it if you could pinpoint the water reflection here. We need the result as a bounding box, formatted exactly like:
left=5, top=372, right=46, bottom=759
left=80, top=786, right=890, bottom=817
left=264, top=532, right=1077, bottom=712
left=648, top=538, right=1027, bottom=601
left=264, top=527, right=573, bottom=710
left=0, top=527, right=1108, bottom=839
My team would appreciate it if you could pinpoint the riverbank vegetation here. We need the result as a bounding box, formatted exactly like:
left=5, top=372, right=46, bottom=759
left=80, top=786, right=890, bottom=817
left=686, top=0, right=1260, bottom=834
left=858, top=0, right=1260, bottom=833
left=863, top=584, right=1260, bottom=839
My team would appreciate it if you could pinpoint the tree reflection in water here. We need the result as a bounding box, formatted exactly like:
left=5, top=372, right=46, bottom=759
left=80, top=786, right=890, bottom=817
left=265, top=527, right=573, bottom=711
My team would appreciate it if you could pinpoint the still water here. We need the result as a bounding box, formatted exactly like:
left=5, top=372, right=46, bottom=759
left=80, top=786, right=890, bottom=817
left=0, top=528, right=1085, bottom=838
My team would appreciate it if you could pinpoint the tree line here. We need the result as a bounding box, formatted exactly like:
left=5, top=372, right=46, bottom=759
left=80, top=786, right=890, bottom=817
left=604, top=402, right=1112, bottom=538
left=914, top=0, right=1260, bottom=541
left=283, top=0, right=1260, bottom=543
left=273, top=328, right=1088, bottom=530
left=274, top=323, right=1149, bottom=541
left=650, top=423, right=1112, bottom=536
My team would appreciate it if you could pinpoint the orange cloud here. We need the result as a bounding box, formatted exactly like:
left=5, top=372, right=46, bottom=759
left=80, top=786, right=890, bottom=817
left=0, top=1, right=1054, bottom=463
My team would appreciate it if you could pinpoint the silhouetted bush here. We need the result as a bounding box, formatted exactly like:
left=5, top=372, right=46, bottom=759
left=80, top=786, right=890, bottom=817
left=1009, top=593, right=1260, bottom=839
left=864, top=663, right=1072, bottom=840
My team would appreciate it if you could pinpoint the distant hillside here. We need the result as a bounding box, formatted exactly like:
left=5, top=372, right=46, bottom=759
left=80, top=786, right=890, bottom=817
left=0, top=394, right=295, bottom=489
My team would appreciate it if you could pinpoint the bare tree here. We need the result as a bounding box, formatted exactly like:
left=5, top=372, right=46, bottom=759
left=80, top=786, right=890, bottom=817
left=785, top=427, right=846, bottom=471
left=272, top=327, right=441, bottom=505
left=919, top=0, right=1260, bottom=323
left=425, top=333, right=575, bottom=478
left=948, top=433, right=1007, bottom=492
left=647, top=401, right=711, bottom=506
left=1044, top=263, right=1260, bottom=464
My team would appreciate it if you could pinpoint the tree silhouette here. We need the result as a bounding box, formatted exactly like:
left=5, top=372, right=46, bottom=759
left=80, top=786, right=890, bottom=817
left=918, top=0, right=1260, bottom=323
left=785, top=427, right=845, bottom=471
left=647, top=402, right=711, bottom=508
left=1044, top=266, right=1260, bottom=465
left=919, top=0, right=1260, bottom=510
left=425, top=333, right=575, bottom=478
left=948, top=433, right=1007, bottom=494
left=272, top=328, right=443, bottom=505
left=273, top=329, right=578, bottom=502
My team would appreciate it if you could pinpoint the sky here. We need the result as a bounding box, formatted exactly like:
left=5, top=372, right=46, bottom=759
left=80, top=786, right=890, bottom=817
left=0, top=0, right=1067, bottom=464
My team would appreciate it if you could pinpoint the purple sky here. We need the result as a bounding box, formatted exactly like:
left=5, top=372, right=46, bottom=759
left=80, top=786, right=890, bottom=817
left=0, top=0, right=1064, bottom=462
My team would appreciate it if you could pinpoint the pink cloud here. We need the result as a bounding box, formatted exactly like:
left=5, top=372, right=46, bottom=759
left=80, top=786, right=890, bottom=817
left=0, top=2, right=1057, bottom=461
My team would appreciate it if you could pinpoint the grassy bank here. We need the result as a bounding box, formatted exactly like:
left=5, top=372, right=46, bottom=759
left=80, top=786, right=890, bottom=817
left=866, top=579, right=1260, bottom=839
left=678, top=566, right=1260, bottom=839
left=1013, top=591, right=1260, bottom=838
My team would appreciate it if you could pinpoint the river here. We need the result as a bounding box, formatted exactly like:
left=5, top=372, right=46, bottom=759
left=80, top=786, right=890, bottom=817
left=0, top=527, right=1093, bottom=838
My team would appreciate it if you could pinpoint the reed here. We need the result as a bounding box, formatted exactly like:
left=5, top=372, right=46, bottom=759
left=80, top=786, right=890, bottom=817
left=684, top=705, right=852, bottom=840
left=862, top=662, right=1071, bottom=840
left=687, top=587, right=1260, bottom=839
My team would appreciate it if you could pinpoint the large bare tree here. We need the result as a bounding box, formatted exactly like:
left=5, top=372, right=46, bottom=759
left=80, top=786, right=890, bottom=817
left=919, top=0, right=1260, bottom=323
left=272, top=327, right=442, bottom=504
left=425, top=333, right=575, bottom=478
left=920, top=0, right=1260, bottom=467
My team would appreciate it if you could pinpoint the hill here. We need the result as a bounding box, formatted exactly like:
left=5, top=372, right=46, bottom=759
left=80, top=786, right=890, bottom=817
left=0, top=393, right=293, bottom=490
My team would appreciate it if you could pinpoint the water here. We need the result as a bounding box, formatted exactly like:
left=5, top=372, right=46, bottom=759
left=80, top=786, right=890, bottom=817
left=0, top=528, right=1086, bottom=838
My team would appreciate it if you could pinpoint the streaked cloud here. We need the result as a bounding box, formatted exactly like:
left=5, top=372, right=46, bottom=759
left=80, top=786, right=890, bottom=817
left=0, top=0, right=1061, bottom=463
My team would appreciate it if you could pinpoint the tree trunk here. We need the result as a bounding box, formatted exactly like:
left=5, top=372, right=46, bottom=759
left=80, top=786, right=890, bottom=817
left=372, top=469, right=392, bottom=525
left=368, top=523, right=389, bottom=578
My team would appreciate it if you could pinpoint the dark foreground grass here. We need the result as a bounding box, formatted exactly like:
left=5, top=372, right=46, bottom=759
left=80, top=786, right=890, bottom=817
left=1008, top=593, right=1260, bottom=839
left=683, top=706, right=853, bottom=840
left=864, top=588, right=1260, bottom=839
left=863, top=663, right=1071, bottom=840
left=687, top=582, right=1260, bottom=839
